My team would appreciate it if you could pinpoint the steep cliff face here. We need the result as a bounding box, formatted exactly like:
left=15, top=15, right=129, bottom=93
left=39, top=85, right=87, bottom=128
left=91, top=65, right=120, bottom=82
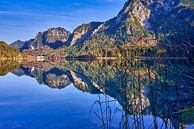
left=11, top=28, right=71, bottom=51
left=66, top=22, right=102, bottom=46
left=44, top=27, right=71, bottom=43
left=102, top=0, right=151, bottom=42
left=11, top=0, right=194, bottom=54
left=82, top=0, right=152, bottom=45
left=66, top=0, right=156, bottom=53
left=144, top=0, right=194, bottom=44
left=73, top=0, right=193, bottom=47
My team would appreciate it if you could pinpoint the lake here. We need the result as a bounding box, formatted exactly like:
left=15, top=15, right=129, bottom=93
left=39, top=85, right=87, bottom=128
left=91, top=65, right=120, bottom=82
left=0, top=59, right=193, bottom=129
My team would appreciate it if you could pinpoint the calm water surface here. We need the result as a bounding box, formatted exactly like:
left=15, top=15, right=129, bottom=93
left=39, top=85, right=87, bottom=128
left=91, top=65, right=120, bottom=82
left=0, top=59, right=193, bottom=129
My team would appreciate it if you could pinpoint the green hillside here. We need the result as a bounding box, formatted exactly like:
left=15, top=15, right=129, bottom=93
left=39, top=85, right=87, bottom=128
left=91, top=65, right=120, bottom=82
left=0, top=41, right=21, bottom=58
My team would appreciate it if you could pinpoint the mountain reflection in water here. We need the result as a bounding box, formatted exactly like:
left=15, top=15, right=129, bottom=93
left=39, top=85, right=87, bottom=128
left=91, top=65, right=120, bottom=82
left=0, top=59, right=193, bottom=129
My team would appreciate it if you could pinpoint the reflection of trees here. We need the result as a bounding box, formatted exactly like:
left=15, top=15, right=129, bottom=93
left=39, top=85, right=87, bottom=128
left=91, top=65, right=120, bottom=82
left=11, top=59, right=194, bottom=129
left=90, top=60, right=152, bottom=129
left=89, top=60, right=193, bottom=129
left=146, top=61, right=194, bottom=129
left=0, top=60, right=20, bottom=76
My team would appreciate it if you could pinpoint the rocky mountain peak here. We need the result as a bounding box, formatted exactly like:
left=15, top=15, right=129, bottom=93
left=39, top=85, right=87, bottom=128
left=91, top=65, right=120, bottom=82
left=34, top=27, right=71, bottom=44
left=115, top=0, right=194, bottom=42
left=11, top=0, right=194, bottom=53
left=66, top=22, right=102, bottom=46
left=43, top=27, right=71, bottom=43
left=11, top=40, right=25, bottom=50
left=11, top=27, right=71, bottom=51
left=145, top=0, right=194, bottom=43
left=116, top=0, right=150, bottom=27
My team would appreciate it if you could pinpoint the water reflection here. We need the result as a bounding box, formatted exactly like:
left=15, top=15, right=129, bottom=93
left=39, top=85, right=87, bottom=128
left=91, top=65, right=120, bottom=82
left=0, top=59, right=194, bottom=129
left=0, top=60, right=20, bottom=76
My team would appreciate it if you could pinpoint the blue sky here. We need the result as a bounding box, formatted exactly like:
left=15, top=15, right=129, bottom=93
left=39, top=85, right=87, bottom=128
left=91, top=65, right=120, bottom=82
left=0, top=0, right=125, bottom=43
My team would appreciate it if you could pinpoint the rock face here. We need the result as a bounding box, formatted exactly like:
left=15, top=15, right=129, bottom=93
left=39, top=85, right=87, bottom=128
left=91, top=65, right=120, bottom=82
left=78, top=0, right=194, bottom=46
left=11, top=0, right=194, bottom=53
left=11, top=27, right=71, bottom=51
left=44, top=27, right=70, bottom=43
left=94, top=0, right=151, bottom=43
left=144, top=0, right=194, bottom=44
left=66, top=22, right=102, bottom=46
left=67, top=0, right=151, bottom=48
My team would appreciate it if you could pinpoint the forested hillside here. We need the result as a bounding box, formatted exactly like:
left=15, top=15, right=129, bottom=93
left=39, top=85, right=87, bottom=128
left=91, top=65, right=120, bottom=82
left=0, top=41, right=21, bottom=58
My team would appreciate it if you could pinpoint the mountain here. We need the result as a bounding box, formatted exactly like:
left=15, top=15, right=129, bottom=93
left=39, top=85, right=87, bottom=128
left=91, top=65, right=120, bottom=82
left=11, top=27, right=71, bottom=51
left=71, top=0, right=194, bottom=46
left=11, top=0, right=194, bottom=57
left=0, top=41, right=21, bottom=58
left=62, top=0, right=193, bottom=57
left=66, top=22, right=102, bottom=46
left=145, top=0, right=194, bottom=43
left=63, top=0, right=154, bottom=52
left=92, top=0, right=152, bottom=44
left=11, top=40, right=25, bottom=50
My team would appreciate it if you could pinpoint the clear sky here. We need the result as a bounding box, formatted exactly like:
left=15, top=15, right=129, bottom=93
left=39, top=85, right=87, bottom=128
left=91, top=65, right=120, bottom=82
left=0, top=0, right=125, bottom=43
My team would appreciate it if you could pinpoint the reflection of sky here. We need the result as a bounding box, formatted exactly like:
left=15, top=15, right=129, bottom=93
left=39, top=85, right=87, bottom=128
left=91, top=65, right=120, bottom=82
left=0, top=73, right=121, bottom=129
left=1, top=73, right=193, bottom=129
left=0, top=0, right=125, bottom=43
